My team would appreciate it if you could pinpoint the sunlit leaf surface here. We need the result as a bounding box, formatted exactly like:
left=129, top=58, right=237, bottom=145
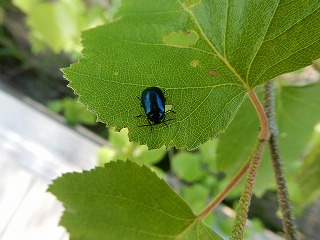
left=48, top=161, right=222, bottom=240
left=64, top=0, right=320, bottom=149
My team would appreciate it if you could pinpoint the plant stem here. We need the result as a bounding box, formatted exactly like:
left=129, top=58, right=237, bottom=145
left=230, top=138, right=267, bottom=240
left=230, top=89, right=269, bottom=239
left=196, top=88, right=267, bottom=220
left=247, top=90, right=269, bottom=141
left=264, top=80, right=298, bottom=240
left=197, top=159, right=250, bottom=220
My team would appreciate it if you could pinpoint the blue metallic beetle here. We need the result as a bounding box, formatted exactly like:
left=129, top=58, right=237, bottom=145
left=136, top=86, right=174, bottom=130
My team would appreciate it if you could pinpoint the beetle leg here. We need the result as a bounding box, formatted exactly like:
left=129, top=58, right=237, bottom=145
left=162, top=115, right=169, bottom=127
left=136, top=96, right=143, bottom=107
left=147, top=119, right=153, bottom=132
left=167, top=109, right=175, bottom=114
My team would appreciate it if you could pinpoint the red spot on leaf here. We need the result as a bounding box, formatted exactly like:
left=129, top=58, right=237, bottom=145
left=208, top=69, right=218, bottom=76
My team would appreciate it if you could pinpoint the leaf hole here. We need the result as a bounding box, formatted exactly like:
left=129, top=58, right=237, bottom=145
left=163, top=30, right=199, bottom=48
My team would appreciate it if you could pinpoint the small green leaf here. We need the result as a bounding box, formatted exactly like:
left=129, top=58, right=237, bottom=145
left=48, top=161, right=222, bottom=240
left=47, top=98, right=96, bottom=126
left=27, top=2, right=82, bottom=53
left=180, top=184, right=210, bottom=214
left=63, top=98, right=96, bottom=126
left=12, top=0, right=41, bottom=13
left=295, top=131, right=320, bottom=207
left=131, top=145, right=167, bottom=165
left=97, top=146, right=116, bottom=164
left=109, top=127, right=131, bottom=148
left=47, top=99, right=64, bottom=113
left=172, top=152, right=204, bottom=182
left=199, top=139, right=218, bottom=171
left=101, top=128, right=166, bottom=166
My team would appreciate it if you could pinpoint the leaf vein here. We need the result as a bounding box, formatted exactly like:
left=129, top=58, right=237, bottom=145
left=178, top=0, right=247, bottom=88
left=189, top=89, right=246, bottom=148
left=66, top=191, right=193, bottom=221
left=246, top=0, right=280, bottom=83
left=252, top=37, right=320, bottom=86
left=262, top=5, right=320, bottom=43
left=223, top=0, right=229, bottom=57
left=99, top=35, right=216, bottom=56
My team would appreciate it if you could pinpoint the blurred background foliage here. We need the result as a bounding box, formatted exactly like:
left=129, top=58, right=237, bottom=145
left=12, top=0, right=109, bottom=55
left=1, top=1, right=320, bottom=239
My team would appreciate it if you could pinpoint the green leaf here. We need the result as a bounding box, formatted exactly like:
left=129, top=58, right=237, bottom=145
left=27, top=2, right=81, bottom=53
left=294, top=128, right=320, bottom=207
left=47, top=99, right=64, bottom=113
left=64, top=0, right=320, bottom=149
left=64, top=98, right=96, bottom=126
left=216, top=95, right=259, bottom=174
left=97, top=145, right=116, bottom=164
left=199, top=139, right=218, bottom=172
left=12, top=0, right=41, bottom=13
left=216, top=91, right=269, bottom=197
left=172, top=152, right=204, bottom=182
left=47, top=98, right=96, bottom=126
left=48, top=161, right=222, bottom=240
left=277, top=84, right=320, bottom=171
left=98, top=128, right=166, bottom=166
left=109, top=127, right=131, bottom=148
left=25, top=0, right=94, bottom=53
left=217, top=82, right=320, bottom=197
left=180, top=184, right=210, bottom=214
left=131, top=145, right=167, bottom=165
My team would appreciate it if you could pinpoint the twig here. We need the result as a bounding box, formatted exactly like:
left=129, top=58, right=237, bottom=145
left=264, top=80, right=298, bottom=240
left=230, top=90, right=269, bottom=239
left=230, top=138, right=267, bottom=239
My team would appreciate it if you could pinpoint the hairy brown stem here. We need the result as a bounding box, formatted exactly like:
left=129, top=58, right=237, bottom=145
left=230, top=89, right=269, bottom=239
left=248, top=90, right=269, bottom=141
left=230, top=138, right=267, bottom=239
left=264, top=80, right=298, bottom=240
left=197, top=90, right=269, bottom=222
left=197, top=90, right=269, bottom=221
